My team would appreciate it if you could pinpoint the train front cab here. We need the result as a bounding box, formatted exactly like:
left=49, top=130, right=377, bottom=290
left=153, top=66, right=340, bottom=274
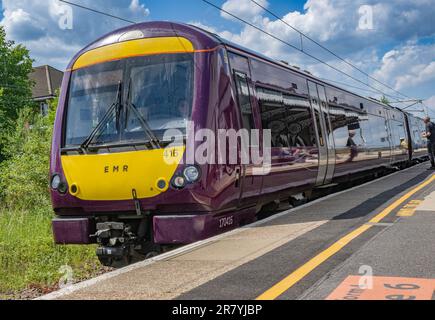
left=49, top=24, right=245, bottom=266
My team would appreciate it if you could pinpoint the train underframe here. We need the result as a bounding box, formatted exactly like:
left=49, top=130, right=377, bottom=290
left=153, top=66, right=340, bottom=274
left=93, top=215, right=162, bottom=267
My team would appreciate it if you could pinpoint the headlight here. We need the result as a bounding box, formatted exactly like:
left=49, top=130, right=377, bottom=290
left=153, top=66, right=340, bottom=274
left=51, top=174, right=61, bottom=190
left=51, top=174, right=67, bottom=194
left=172, top=176, right=186, bottom=189
left=183, top=166, right=201, bottom=183
left=58, top=182, right=68, bottom=194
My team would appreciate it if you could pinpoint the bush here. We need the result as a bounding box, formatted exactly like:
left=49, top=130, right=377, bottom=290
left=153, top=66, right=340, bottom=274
left=0, top=95, right=102, bottom=297
left=0, top=102, right=55, bottom=209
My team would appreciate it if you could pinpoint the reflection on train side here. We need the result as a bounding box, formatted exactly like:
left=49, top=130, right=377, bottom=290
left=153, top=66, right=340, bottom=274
left=259, top=95, right=416, bottom=185
left=408, top=114, right=428, bottom=156
left=329, top=105, right=410, bottom=168
left=258, top=89, right=317, bottom=158
left=257, top=86, right=319, bottom=192
left=254, top=84, right=416, bottom=184
left=257, top=87, right=411, bottom=167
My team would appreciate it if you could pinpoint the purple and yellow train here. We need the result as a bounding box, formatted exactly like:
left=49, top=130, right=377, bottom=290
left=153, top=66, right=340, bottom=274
left=50, top=22, right=427, bottom=266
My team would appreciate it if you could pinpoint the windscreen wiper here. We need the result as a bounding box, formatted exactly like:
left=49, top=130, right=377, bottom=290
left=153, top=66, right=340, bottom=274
left=125, top=78, right=160, bottom=149
left=80, top=81, right=123, bottom=151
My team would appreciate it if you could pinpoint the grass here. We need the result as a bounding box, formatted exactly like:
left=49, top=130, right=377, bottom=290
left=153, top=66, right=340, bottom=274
left=0, top=205, right=102, bottom=298
left=0, top=101, right=107, bottom=298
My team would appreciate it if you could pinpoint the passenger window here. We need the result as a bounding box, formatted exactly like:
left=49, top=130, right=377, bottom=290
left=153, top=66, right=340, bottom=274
left=257, top=87, right=286, bottom=147
left=234, top=71, right=254, bottom=131
left=257, top=86, right=316, bottom=148
left=283, top=94, right=317, bottom=147
left=329, top=109, right=367, bottom=149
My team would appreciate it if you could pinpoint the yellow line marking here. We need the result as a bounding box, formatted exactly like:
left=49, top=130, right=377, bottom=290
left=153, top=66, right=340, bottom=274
left=256, top=174, right=435, bottom=300
left=408, top=200, right=422, bottom=205
left=397, top=200, right=421, bottom=217
left=256, top=224, right=371, bottom=300
left=369, top=176, right=434, bottom=223
left=397, top=210, right=414, bottom=217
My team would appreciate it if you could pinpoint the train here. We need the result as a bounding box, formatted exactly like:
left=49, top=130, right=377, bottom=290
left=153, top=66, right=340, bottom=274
left=50, top=22, right=428, bottom=267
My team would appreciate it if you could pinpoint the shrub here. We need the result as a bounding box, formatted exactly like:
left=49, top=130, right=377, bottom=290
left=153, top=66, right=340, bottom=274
left=0, top=107, right=53, bottom=209
left=0, top=95, right=101, bottom=297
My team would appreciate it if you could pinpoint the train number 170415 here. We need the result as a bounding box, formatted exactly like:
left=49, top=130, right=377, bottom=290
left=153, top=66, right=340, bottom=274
left=219, top=216, right=234, bottom=228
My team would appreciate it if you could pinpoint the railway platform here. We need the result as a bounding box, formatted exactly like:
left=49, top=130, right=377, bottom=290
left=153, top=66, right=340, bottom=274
left=40, top=162, right=435, bottom=300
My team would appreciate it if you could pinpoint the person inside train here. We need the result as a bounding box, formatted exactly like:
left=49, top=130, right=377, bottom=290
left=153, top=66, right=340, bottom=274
left=423, top=116, right=435, bottom=169
left=176, top=99, right=190, bottom=119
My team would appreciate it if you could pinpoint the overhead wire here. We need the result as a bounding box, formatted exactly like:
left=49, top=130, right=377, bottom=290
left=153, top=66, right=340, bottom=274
left=58, top=0, right=137, bottom=24
left=248, top=0, right=414, bottom=101
left=56, top=0, right=431, bottom=115
left=200, top=0, right=404, bottom=103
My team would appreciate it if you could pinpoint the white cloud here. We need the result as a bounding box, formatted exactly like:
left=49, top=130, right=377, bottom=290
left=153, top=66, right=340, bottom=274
left=212, top=0, right=435, bottom=57
left=189, top=21, right=235, bottom=42
left=129, top=0, right=150, bottom=16
left=373, top=43, right=435, bottom=91
left=0, top=0, right=150, bottom=69
left=2, top=0, right=433, bottom=103
left=221, top=0, right=268, bottom=22
left=196, top=0, right=435, bottom=101
left=425, top=95, right=435, bottom=112
left=277, top=0, right=345, bottom=42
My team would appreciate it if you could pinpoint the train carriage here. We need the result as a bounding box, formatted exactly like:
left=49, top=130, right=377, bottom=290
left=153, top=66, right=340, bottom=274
left=50, top=22, right=427, bottom=266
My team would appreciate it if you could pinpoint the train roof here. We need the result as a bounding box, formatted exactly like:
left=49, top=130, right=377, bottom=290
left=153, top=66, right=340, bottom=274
left=66, top=21, right=422, bottom=121
left=66, top=21, right=221, bottom=70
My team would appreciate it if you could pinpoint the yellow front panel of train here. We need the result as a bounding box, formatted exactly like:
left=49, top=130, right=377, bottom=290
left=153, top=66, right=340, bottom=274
left=72, top=37, right=195, bottom=70
left=61, top=146, right=184, bottom=201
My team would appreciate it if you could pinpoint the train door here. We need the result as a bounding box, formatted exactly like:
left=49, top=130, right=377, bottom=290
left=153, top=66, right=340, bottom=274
left=228, top=53, right=262, bottom=208
left=307, top=80, right=335, bottom=185
left=403, top=113, right=413, bottom=161
left=384, top=108, right=395, bottom=165
left=317, top=85, right=336, bottom=183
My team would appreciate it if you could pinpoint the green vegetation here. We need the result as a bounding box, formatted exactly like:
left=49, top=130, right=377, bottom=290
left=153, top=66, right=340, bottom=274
left=380, top=95, right=390, bottom=105
left=0, top=107, right=53, bottom=208
left=0, top=96, right=101, bottom=298
left=0, top=26, right=34, bottom=162
left=0, top=26, right=101, bottom=298
left=0, top=207, right=99, bottom=298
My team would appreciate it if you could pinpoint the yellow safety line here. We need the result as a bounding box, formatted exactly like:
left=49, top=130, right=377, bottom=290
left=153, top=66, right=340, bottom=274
left=256, top=174, right=435, bottom=300
left=369, top=176, right=435, bottom=223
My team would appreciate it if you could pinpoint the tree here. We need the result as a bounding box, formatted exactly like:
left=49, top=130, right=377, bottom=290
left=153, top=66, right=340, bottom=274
left=380, top=95, right=390, bottom=105
left=0, top=26, right=34, bottom=161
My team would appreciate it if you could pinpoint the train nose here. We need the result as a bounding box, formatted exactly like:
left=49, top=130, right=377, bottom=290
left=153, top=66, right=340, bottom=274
left=59, top=146, right=184, bottom=201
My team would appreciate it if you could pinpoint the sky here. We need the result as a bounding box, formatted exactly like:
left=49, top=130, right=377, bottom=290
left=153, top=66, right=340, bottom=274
left=0, top=0, right=434, bottom=113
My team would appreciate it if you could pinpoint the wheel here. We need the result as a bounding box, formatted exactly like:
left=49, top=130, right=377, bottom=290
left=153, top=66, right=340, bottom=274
left=144, top=251, right=160, bottom=259
left=137, top=242, right=162, bottom=260
left=97, top=243, right=162, bottom=267
left=98, top=255, right=131, bottom=268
